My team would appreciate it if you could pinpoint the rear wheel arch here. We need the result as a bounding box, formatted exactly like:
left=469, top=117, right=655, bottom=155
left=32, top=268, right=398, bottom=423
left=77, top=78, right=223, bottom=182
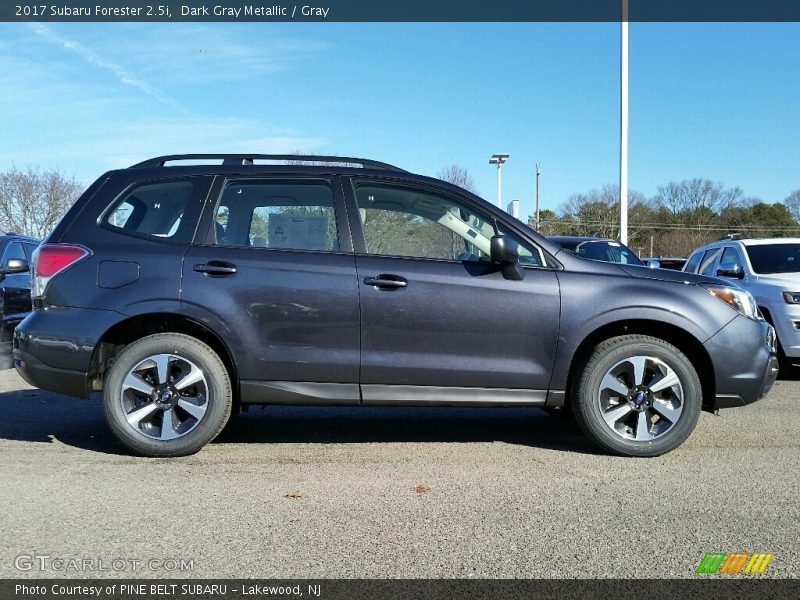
left=564, top=319, right=716, bottom=412
left=88, top=313, right=239, bottom=403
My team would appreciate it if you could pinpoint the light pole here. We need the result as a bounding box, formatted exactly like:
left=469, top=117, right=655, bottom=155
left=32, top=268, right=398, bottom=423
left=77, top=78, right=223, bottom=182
left=489, top=153, right=509, bottom=208
left=619, top=0, right=629, bottom=244
left=535, top=162, right=541, bottom=231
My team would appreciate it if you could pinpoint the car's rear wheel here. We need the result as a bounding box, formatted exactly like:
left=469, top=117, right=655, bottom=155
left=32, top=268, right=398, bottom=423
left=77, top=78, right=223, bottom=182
left=572, top=335, right=701, bottom=457
left=102, top=333, right=232, bottom=457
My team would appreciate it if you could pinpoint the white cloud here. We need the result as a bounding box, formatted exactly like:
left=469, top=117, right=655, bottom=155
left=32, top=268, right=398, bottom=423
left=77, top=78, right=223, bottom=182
left=28, top=23, right=188, bottom=115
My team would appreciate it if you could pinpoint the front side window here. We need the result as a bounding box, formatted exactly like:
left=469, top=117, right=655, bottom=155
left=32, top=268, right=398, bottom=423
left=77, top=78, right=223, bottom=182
left=104, top=178, right=207, bottom=243
left=213, top=180, right=338, bottom=252
left=353, top=181, right=543, bottom=266
left=718, top=247, right=743, bottom=273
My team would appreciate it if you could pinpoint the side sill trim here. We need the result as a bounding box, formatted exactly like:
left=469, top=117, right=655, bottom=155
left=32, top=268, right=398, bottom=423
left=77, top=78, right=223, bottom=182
left=240, top=381, right=360, bottom=405
left=361, top=384, right=547, bottom=407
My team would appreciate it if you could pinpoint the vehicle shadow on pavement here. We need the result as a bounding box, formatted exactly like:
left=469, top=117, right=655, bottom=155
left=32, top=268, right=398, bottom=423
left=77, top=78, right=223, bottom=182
left=0, top=387, right=124, bottom=454
left=0, top=386, right=601, bottom=456
left=215, top=406, right=602, bottom=455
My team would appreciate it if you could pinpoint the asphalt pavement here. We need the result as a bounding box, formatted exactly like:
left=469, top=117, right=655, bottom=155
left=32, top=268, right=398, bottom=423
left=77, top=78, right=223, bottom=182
left=0, top=367, right=797, bottom=579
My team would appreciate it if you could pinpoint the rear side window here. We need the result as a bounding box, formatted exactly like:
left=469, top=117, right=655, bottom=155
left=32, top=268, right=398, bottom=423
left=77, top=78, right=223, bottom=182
left=213, top=179, right=338, bottom=252
left=104, top=178, right=209, bottom=243
left=683, top=251, right=703, bottom=273
left=699, top=248, right=722, bottom=276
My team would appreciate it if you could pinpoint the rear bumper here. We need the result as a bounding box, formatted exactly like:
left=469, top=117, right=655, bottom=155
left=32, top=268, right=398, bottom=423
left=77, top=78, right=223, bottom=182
left=14, top=348, right=88, bottom=399
left=12, top=306, right=122, bottom=400
left=705, top=316, right=778, bottom=410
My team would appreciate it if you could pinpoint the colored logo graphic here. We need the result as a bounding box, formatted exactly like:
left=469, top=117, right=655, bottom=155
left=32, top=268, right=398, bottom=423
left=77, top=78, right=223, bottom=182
left=696, top=552, right=774, bottom=575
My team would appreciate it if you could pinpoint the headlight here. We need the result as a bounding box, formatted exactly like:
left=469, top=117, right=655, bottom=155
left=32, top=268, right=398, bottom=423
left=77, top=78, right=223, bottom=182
left=783, top=292, right=800, bottom=304
left=702, top=285, right=763, bottom=320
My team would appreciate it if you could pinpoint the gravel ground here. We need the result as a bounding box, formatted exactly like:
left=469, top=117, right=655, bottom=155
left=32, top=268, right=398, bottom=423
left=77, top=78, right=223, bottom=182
left=0, top=367, right=797, bottom=579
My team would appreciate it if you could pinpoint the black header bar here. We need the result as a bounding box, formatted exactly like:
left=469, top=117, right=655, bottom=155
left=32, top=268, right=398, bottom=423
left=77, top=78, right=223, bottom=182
left=3, top=0, right=800, bottom=23
left=3, top=579, right=800, bottom=600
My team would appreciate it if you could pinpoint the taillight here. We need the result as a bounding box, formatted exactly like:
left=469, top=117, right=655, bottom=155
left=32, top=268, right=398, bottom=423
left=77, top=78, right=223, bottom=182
left=31, top=244, right=91, bottom=299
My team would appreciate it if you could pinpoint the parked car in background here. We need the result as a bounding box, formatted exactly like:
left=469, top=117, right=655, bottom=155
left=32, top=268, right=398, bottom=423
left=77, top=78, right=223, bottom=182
left=548, top=236, right=645, bottom=265
left=643, top=257, right=687, bottom=271
left=13, top=154, right=777, bottom=458
left=683, top=237, right=800, bottom=368
left=0, top=233, right=39, bottom=345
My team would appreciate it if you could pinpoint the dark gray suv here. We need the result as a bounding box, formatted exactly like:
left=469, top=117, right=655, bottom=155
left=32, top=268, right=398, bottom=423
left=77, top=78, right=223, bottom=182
left=13, top=155, right=778, bottom=457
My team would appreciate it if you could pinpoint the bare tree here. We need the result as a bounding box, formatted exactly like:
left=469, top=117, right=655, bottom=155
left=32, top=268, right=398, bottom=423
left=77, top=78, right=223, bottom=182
left=655, top=179, right=743, bottom=217
left=784, top=189, right=800, bottom=223
left=0, top=166, right=84, bottom=239
left=437, top=164, right=477, bottom=194
left=556, top=184, right=647, bottom=239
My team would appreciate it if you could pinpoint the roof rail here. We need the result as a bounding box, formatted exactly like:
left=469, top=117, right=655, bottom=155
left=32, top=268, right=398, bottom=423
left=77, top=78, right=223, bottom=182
left=129, top=154, right=406, bottom=172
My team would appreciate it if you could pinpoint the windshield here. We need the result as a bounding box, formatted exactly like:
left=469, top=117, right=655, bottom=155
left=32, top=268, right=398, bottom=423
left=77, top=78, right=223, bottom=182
left=745, top=243, right=800, bottom=274
left=560, top=240, right=644, bottom=265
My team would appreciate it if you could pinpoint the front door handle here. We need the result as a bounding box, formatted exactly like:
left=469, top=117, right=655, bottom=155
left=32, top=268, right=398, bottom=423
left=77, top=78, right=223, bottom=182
left=193, top=260, right=238, bottom=276
left=363, top=274, right=408, bottom=289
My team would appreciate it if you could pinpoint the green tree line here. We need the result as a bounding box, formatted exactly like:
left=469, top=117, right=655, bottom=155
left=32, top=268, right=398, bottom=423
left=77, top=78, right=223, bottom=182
left=532, top=180, right=800, bottom=258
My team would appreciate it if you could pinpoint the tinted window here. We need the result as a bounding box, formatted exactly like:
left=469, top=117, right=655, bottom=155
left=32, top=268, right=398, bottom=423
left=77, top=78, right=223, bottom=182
left=573, top=241, right=643, bottom=265
left=0, top=242, right=26, bottom=269
left=683, top=251, right=703, bottom=273
left=745, top=243, right=800, bottom=274
left=23, top=243, right=39, bottom=259
left=214, top=180, right=338, bottom=252
left=699, top=248, right=722, bottom=276
left=353, top=181, right=542, bottom=266
left=105, top=178, right=207, bottom=243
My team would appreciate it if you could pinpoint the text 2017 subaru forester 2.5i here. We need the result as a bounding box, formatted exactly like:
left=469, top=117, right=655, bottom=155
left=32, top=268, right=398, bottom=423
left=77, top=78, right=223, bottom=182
left=13, top=155, right=778, bottom=457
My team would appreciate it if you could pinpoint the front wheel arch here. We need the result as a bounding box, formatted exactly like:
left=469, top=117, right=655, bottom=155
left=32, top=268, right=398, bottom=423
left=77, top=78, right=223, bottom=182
left=564, top=320, right=716, bottom=413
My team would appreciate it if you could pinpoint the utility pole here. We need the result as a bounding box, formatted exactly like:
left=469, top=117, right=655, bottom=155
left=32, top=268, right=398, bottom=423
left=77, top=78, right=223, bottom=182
left=535, top=162, right=541, bottom=231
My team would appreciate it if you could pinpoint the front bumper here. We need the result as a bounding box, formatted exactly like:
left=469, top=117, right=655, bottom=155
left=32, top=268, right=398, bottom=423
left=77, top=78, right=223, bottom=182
left=704, top=316, right=777, bottom=410
left=769, top=302, right=800, bottom=358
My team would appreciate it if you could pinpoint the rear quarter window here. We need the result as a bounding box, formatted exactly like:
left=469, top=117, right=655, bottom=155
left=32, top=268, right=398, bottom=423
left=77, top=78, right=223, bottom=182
left=103, top=177, right=210, bottom=243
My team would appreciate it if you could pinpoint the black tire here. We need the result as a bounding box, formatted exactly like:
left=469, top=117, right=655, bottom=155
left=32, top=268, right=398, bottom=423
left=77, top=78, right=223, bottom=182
left=572, top=335, right=701, bottom=457
left=102, top=333, right=232, bottom=457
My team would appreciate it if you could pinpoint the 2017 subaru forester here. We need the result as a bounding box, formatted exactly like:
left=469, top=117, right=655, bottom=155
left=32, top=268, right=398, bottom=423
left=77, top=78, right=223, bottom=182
left=13, top=155, right=779, bottom=457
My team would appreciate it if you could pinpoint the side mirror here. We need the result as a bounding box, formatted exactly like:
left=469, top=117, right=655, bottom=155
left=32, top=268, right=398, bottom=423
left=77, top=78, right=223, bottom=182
left=647, top=259, right=661, bottom=269
left=716, top=265, right=744, bottom=279
left=490, top=235, right=524, bottom=281
left=2, top=258, right=29, bottom=274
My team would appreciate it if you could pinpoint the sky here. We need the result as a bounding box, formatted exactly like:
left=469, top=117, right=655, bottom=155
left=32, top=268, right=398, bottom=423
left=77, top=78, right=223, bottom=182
left=0, top=22, right=798, bottom=220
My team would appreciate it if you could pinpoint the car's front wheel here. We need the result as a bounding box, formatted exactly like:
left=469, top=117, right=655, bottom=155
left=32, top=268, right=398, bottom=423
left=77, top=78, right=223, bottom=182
left=572, top=335, right=701, bottom=457
left=102, top=333, right=232, bottom=457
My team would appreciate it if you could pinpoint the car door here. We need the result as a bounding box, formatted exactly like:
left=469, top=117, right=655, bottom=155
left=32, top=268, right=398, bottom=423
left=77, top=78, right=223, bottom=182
left=181, top=176, right=361, bottom=404
left=345, top=177, right=561, bottom=404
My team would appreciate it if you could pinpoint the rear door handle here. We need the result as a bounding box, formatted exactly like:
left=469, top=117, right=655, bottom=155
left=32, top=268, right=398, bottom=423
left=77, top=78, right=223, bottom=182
left=363, top=274, right=407, bottom=289
left=193, top=261, right=238, bottom=276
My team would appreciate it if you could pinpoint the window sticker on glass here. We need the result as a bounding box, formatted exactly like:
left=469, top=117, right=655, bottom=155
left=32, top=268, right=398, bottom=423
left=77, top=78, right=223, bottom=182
left=268, top=214, right=329, bottom=251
